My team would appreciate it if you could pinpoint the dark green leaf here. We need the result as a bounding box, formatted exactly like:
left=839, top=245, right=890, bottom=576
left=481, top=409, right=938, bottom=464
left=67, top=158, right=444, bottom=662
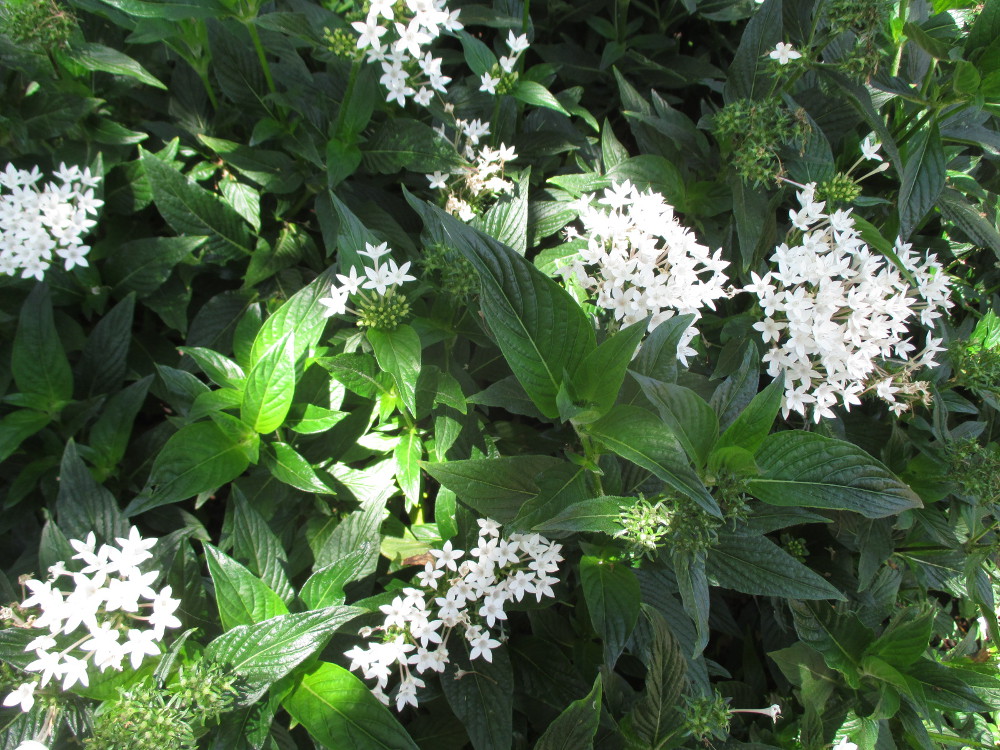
left=535, top=675, right=602, bottom=750
left=898, top=123, right=945, bottom=239
left=128, top=421, right=250, bottom=515
left=708, top=532, right=844, bottom=600
left=367, top=325, right=421, bottom=417
left=283, top=661, right=419, bottom=749
left=300, top=544, right=374, bottom=608
left=362, top=119, right=464, bottom=174
left=580, top=555, right=641, bottom=667
left=440, top=644, right=513, bottom=750
left=407, top=193, right=596, bottom=419
left=749, top=431, right=923, bottom=518
left=12, top=284, right=72, bottom=408
left=635, top=377, right=719, bottom=467
left=714, top=373, right=783, bottom=455
left=586, top=405, right=720, bottom=517
left=204, top=543, right=288, bottom=630
left=264, top=441, right=334, bottom=494
left=78, top=293, right=134, bottom=396
left=66, top=42, right=166, bottom=88
left=532, top=496, right=630, bottom=536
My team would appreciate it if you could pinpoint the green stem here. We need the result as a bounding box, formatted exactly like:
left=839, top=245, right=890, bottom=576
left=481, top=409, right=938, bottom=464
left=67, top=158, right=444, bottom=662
left=522, top=0, right=531, bottom=31
left=246, top=22, right=277, bottom=96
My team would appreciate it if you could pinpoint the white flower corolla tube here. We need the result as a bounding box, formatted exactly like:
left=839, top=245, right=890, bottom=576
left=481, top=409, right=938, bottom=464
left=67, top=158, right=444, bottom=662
left=746, top=182, right=953, bottom=422
left=560, top=180, right=730, bottom=366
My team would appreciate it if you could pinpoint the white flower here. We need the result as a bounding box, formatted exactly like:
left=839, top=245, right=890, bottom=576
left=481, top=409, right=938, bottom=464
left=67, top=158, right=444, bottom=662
left=3, top=682, right=36, bottom=713
left=860, top=134, right=882, bottom=162
left=833, top=738, right=858, bottom=750
left=468, top=632, right=501, bottom=662
left=427, top=171, right=448, bottom=190
left=14, top=741, right=48, bottom=750
left=479, top=72, right=501, bottom=95
left=506, top=31, right=529, bottom=55
left=769, top=42, right=802, bottom=64
left=430, top=540, right=463, bottom=571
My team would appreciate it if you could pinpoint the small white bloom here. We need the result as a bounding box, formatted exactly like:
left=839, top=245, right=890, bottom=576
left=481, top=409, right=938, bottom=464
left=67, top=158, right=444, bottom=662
left=479, top=72, right=501, bottom=95
left=860, top=134, right=882, bottom=162
left=769, top=42, right=802, bottom=65
left=3, top=682, right=36, bottom=712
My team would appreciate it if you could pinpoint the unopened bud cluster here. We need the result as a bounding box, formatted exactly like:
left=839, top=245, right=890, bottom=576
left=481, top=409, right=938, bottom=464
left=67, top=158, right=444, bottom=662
left=561, top=180, right=730, bottom=366
left=3, top=528, right=181, bottom=714
left=346, top=518, right=562, bottom=711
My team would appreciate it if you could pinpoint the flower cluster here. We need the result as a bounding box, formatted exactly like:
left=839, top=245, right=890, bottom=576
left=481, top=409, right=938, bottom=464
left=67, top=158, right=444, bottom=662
left=3, top=528, right=181, bottom=713
left=346, top=519, right=562, bottom=711
left=746, top=181, right=952, bottom=421
left=478, top=31, right=530, bottom=95
left=427, top=118, right=517, bottom=221
left=318, top=241, right=416, bottom=330
left=561, top=180, right=730, bottom=365
left=0, top=162, right=102, bottom=280
left=351, top=0, right=463, bottom=108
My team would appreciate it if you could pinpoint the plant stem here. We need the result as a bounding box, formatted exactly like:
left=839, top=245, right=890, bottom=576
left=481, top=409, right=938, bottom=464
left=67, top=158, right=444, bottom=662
left=246, top=22, right=277, bottom=96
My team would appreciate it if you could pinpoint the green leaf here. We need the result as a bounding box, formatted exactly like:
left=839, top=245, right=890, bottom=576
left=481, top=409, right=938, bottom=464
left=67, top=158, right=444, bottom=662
left=249, top=268, right=336, bottom=365
left=708, top=532, right=845, bottom=600
left=440, top=644, right=513, bottom=750
left=790, top=600, right=874, bottom=688
left=244, top=223, right=314, bottom=287
left=105, top=236, right=203, bottom=297
left=673, top=548, right=710, bottom=656
left=606, top=155, right=685, bottom=208
left=228, top=492, right=294, bottom=603
left=457, top=30, right=498, bottom=75
left=204, top=543, right=288, bottom=630
left=535, top=675, right=603, bottom=750
left=283, top=661, right=419, bottom=749
left=0, top=410, right=50, bottom=463
left=66, top=42, right=166, bottom=88
left=749, top=431, right=923, bottom=518
left=714, top=372, right=783, bottom=455
left=585, top=405, right=720, bottom=517
left=509, top=463, right=589, bottom=533
left=12, top=284, right=72, bottom=408
left=570, top=319, right=648, bottom=422
left=723, top=0, right=782, bottom=102
left=178, top=347, right=245, bottom=389
left=264, top=441, right=334, bottom=494
left=473, top=168, right=530, bottom=256
left=89, top=376, right=152, bottom=474
left=141, top=149, right=253, bottom=258
left=634, top=377, right=719, bottom=467
left=55, top=441, right=127, bottom=543
left=78, top=293, right=135, bottom=396
left=631, top=314, right=695, bottom=384
left=898, top=123, right=945, bottom=239
left=709, top=343, right=758, bottom=431
left=287, top=404, right=348, bottom=434
left=407, top=193, right=596, bottom=420
left=127, top=421, right=250, bottom=515
left=580, top=555, right=641, bottom=667
left=317, top=353, right=388, bottom=399
left=394, top=429, right=422, bottom=507
left=533, top=496, right=631, bottom=536
left=937, top=188, right=1000, bottom=260
left=197, top=134, right=302, bottom=193
left=206, top=606, right=361, bottom=702
left=867, top=606, right=934, bottom=668
left=512, top=80, right=571, bottom=115
left=423, top=456, right=563, bottom=523
left=220, top=179, right=261, bottom=232
left=241, top=332, right=295, bottom=433
left=367, top=325, right=421, bottom=417
left=623, top=607, right=687, bottom=749
left=300, top=544, right=374, bottom=608
left=361, top=119, right=464, bottom=174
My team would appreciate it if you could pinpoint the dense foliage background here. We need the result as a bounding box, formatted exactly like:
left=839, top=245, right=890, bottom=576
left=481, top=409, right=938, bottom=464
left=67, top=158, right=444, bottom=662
left=2, top=0, right=1000, bottom=748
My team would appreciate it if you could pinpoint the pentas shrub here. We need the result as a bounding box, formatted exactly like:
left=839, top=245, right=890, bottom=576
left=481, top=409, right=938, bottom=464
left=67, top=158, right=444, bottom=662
left=1, top=0, right=1000, bottom=749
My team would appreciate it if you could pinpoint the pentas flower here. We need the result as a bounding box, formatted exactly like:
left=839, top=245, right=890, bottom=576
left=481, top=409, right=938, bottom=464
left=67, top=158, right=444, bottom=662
left=346, top=519, right=562, bottom=711
left=318, top=242, right=416, bottom=330
left=0, top=162, right=102, bottom=280
left=560, top=180, right=730, bottom=366
left=350, top=0, right=463, bottom=109
left=479, top=30, right=530, bottom=93
left=746, top=182, right=953, bottom=422
left=5, top=528, right=180, bottom=712
left=769, top=42, right=801, bottom=65
left=426, top=119, right=517, bottom=221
